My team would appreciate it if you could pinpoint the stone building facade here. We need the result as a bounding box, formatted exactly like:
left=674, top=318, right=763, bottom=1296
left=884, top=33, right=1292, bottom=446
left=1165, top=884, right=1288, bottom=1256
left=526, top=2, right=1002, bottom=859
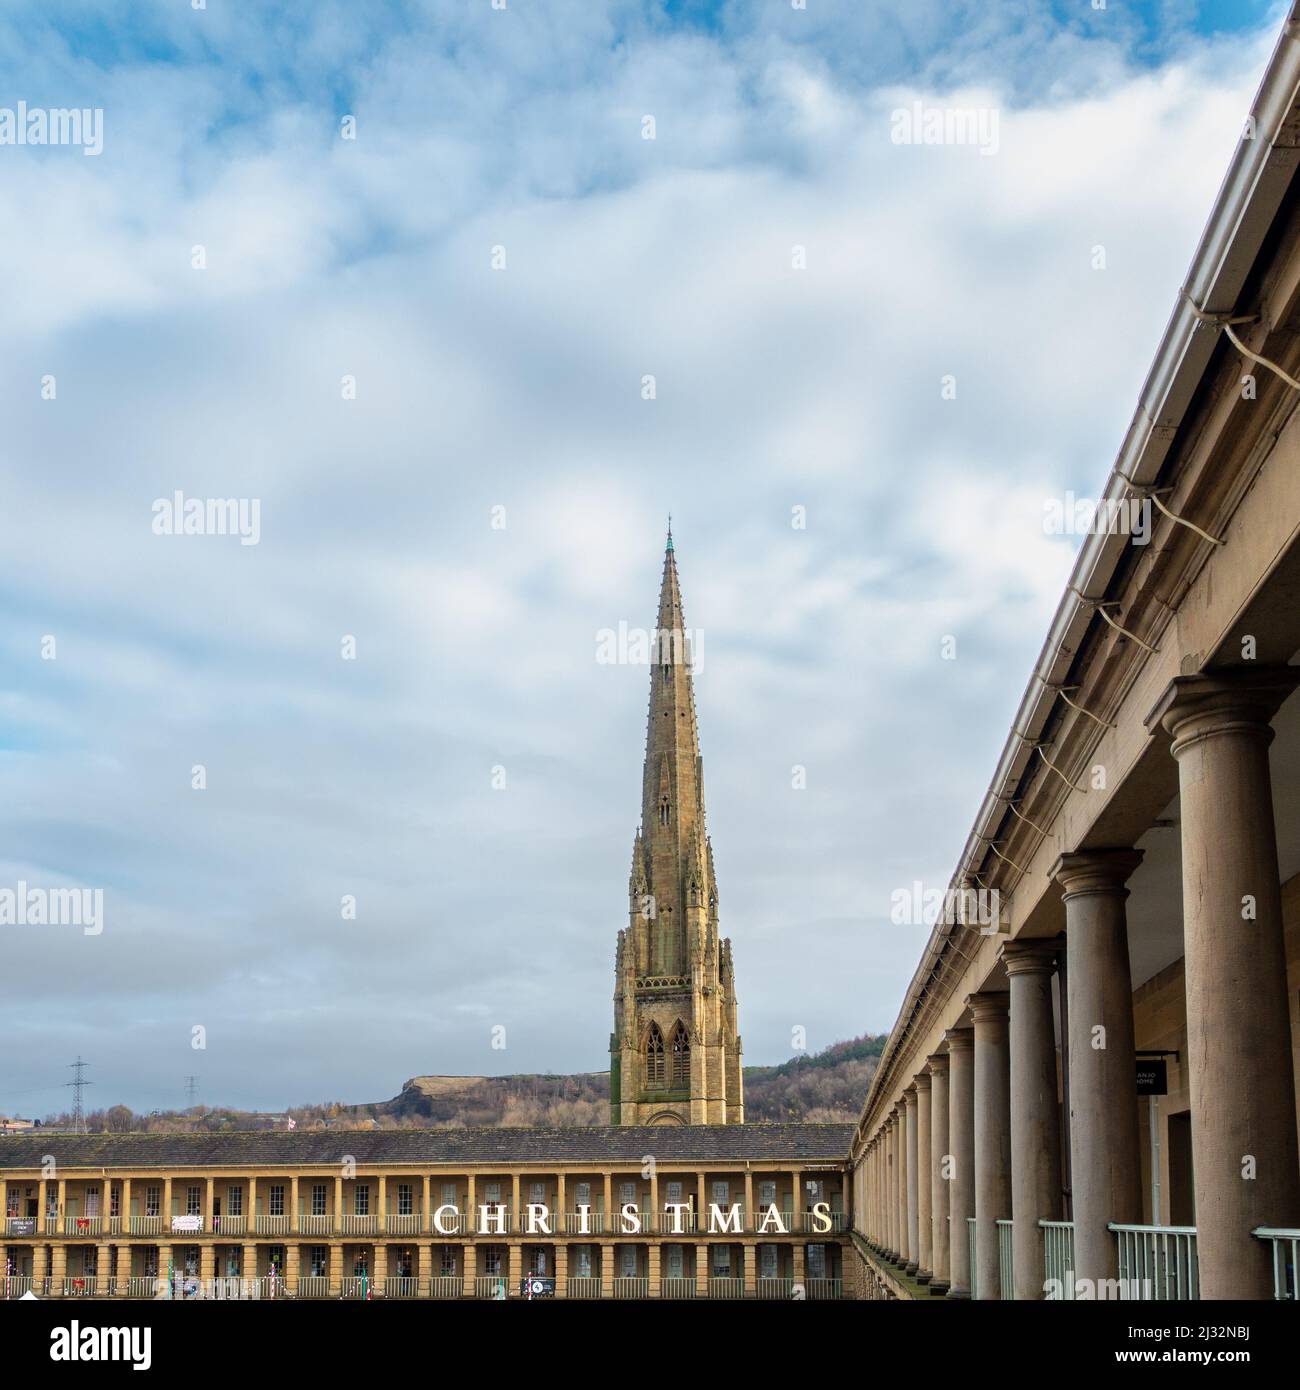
left=611, top=534, right=743, bottom=1125
left=0, top=1125, right=850, bottom=1300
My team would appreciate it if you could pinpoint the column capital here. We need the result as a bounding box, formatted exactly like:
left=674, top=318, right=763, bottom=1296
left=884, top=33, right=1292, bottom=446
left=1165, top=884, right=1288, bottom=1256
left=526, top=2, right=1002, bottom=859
left=1050, top=848, right=1143, bottom=897
left=999, top=938, right=1061, bottom=977
left=966, top=990, right=1009, bottom=1023
left=902, top=1084, right=918, bottom=1103
left=1145, top=667, right=1300, bottom=753
left=942, top=1026, right=974, bottom=1053
left=925, top=1051, right=949, bottom=1075
left=913, top=1070, right=932, bottom=1094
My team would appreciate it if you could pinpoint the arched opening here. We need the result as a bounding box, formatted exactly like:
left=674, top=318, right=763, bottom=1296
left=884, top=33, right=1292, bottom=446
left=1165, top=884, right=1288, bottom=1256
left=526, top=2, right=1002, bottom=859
left=645, top=1023, right=665, bottom=1087
left=671, top=1020, right=690, bottom=1086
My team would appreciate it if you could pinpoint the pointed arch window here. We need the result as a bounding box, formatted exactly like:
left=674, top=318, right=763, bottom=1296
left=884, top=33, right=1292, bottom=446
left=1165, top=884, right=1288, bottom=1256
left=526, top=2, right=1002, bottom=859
left=646, top=1023, right=666, bottom=1087
left=671, top=1021, right=690, bottom=1086
left=659, top=795, right=670, bottom=827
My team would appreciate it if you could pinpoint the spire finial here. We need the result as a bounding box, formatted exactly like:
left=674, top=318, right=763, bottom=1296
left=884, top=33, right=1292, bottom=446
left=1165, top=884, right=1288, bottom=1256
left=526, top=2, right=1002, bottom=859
left=666, top=514, right=673, bottom=552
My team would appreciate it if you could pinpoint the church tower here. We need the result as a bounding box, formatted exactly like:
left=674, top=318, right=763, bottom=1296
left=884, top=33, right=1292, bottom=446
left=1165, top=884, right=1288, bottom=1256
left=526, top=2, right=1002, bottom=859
left=611, top=529, right=744, bottom=1126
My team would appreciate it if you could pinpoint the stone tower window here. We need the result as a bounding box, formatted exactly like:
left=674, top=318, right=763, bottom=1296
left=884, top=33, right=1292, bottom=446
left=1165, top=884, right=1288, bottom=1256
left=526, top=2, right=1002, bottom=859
left=659, top=794, right=670, bottom=827
left=671, top=1020, right=690, bottom=1085
left=646, top=1022, right=666, bottom=1087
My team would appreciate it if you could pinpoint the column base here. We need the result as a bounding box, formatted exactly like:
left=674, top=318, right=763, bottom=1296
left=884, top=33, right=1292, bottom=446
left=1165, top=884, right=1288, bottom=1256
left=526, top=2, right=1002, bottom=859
left=927, top=1279, right=950, bottom=1296
left=904, top=1261, right=919, bottom=1276
left=916, top=1269, right=932, bottom=1284
left=945, top=1287, right=970, bottom=1300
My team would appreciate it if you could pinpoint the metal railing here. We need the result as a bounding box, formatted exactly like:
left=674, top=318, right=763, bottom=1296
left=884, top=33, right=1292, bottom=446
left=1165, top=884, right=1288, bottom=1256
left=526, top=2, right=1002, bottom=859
left=210, top=1277, right=245, bottom=1299
left=566, top=1275, right=602, bottom=1298
left=563, top=1211, right=605, bottom=1234
left=474, top=1275, right=509, bottom=1299
left=340, top=1277, right=375, bottom=1299
left=431, top=1211, right=464, bottom=1235
left=612, top=1277, right=649, bottom=1299
left=385, top=1277, right=419, bottom=1298
left=1110, top=1224, right=1199, bottom=1300
left=1041, top=1220, right=1075, bottom=1300
left=297, top=1214, right=331, bottom=1235
left=660, top=1276, right=696, bottom=1298
left=296, top=1276, right=329, bottom=1298
left=806, top=1278, right=843, bottom=1300
left=255, top=1276, right=290, bottom=1300
left=997, top=1219, right=1014, bottom=1301
left=1254, top=1228, right=1299, bottom=1300
left=0, top=1277, right=35, bottom=1299
left=129, top=1215, right=163, bottom=1235
left=211, top=1215, right=246, bottom=1237
left=63, top=1216, right=102, bottom=1236
left=62, top=1276, right=99, bottom=1296
left=758, top=1276, right=794, bottom=1299
left=126, top=1276, right=160, bottom=1298
left=428, top=1276, right=462, bottom=1298
left=387, top=1214, right=420, bottom=1235
left=255, top=1214, right=289, bottom=1235
left=657, top=1208, right=696, bottom=1234
left=341, top=1214, right=379, bottom=1235
left=707, top=1276, right=745, bottom=1299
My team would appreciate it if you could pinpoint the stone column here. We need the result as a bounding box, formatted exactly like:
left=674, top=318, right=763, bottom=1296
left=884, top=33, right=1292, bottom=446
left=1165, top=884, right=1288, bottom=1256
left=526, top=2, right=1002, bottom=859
left=1002, top=939, right=1063, bottom=1299
left=1052, top=848, right=1143, bottom=1291
left=96, top=1242, right=112, bottom=1293
left=903, top=1086, right=920, bottom=1274
left=1149, top=669, right=1300, bottom=1299
left=915, top=1071, right=933, bottom=1283
left=600, top=1242, right=614, bottom=1298
left=971, top=992, right=1012, bottom=1300
left=328, top=1243, right=343, bottom=1297
left=928, top=1052, right=951, bottom=1294
left=741, top=1242, right=755, bottom=1295
left=895, top=1103, right=909, bottom=1266
left=555, top=1243, right=568, bottom=1298
left=945, top=1026, right=975, bottom=1298
left=887, top=1114, right=899, bottom=1260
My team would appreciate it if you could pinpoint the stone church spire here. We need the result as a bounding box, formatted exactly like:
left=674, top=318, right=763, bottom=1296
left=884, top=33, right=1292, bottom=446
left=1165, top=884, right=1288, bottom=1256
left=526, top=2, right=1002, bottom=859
left=611, top=531, right=743, bottom=1126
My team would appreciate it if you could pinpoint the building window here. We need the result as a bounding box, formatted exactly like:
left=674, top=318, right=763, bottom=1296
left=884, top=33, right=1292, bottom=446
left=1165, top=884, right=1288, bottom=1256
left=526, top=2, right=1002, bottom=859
left=760, top=1245, right=779, bottom=1279
left=439, top=1248, right=457, bottom=1276
left=620, top=1181, right=636, bottom=1205
left=310, top=1246, right=327, bottom=1277
left=397, top=1184, right=413, bottom=1216
left=484, top=1183, right=501, bottom=1206
left=711, top=1246, right=731, bottom=1277
left=311, top=1184, right=327, bottom=1217
left=528, top=1182, right=545, bottom=1205
left=269, top=1185, right=285, bottom=1217
left=484, top=1247, right=502, bottom=1276
left=666, top=1180, right=682, bottom=1204
left=267, top=1245, right=285, bottom=1275
left=671, top=1020, right=690, bottom=1084
left=574, top=1182, right=591, bottom=1209
left=395, top=1247, right=414, bottom=1279
left=807, top=1244, right=827, bottom=1279
left=759, top=1180, right=776, bottom=1206
left=227, top=1187, right=243, bottom=1217
left=646, top=1022, right=666, bottom=1087
left=145, top=1187, right=160, bottom=1218
left=659, top=794, right=670, bottom=827
left=186, top=1186, right=201, bottom=1216
left=619, top=1246, right=637, bottom=1277
left=665, top=1245, right=684, bottom=1278
left=109, top=1187, right=120, bottom=1218
left=355, top=1185, right=370, bottom=1216
left=440, top=1182, right=457, bottom=1208
left=711, top=1181, right=729, bottom=1205
left=574, top=1246, right=592, bottom=1277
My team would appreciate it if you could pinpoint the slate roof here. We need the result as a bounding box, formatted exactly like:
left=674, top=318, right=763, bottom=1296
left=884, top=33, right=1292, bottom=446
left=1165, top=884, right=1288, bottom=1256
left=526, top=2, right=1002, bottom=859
left=0, top=1123, right=853, bottom=1171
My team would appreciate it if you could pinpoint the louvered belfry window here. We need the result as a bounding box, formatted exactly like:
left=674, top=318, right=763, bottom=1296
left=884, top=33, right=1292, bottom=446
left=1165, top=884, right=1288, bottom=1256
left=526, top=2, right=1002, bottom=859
left=671, top=1021, right=690, bottom=1085
left=646, top=1022, right=666, bottom=1085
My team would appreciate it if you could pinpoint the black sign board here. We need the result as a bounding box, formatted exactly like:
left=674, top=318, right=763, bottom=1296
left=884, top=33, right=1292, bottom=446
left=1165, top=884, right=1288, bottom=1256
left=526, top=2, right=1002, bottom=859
left=1136, top=1058, right=1168, bottom=1095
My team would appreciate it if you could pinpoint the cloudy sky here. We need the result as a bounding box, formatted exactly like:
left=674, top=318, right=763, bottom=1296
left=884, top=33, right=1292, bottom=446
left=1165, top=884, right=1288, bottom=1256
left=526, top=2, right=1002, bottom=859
left=0, top=0, right=1283, bottom=1115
